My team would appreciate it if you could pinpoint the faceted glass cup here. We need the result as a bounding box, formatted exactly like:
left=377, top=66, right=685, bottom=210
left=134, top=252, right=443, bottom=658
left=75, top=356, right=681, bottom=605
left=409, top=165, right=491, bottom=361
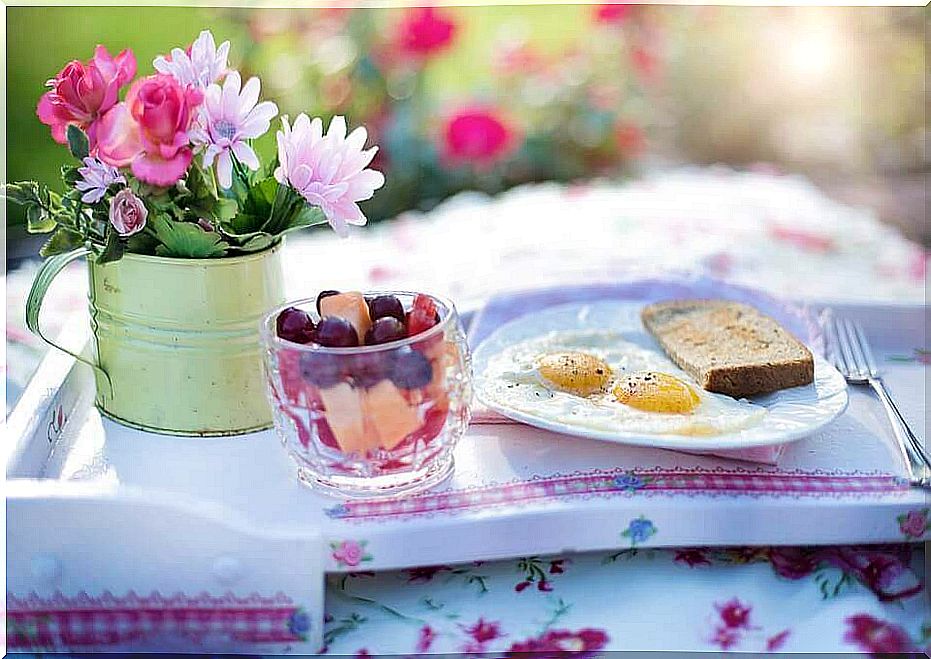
left=261, top=292, right=472, bottom=498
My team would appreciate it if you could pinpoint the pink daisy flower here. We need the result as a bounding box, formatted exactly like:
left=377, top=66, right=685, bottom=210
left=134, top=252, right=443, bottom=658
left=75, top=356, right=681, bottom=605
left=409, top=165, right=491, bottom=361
left=191, top=71, right=278, bottom=189
left=274, top=114, right=385, bottom=237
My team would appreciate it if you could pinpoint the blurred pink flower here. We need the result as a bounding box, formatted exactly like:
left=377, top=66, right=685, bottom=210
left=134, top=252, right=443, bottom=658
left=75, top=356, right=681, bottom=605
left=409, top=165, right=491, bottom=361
left=36, top=45, right=136, bottom=146
left=615, top=121, right=645, bottom=156
left=190, top=71, right=278, bottom=189
left=75, top=157, right=125, bottom=203
left=395, top=7, right=457, bottom=59
left=274, top=114, right=385, bottom=237
left=441, top=107, right=516, bottom=168
left=594, top=4, right=633, bottom=23
left=153, top=29, right=230, bottom=89
left=97, top=74, right=203, bottom=186
left=108, top=188, right=148, bottom=236
left=632, top=46, right=660, bottom=84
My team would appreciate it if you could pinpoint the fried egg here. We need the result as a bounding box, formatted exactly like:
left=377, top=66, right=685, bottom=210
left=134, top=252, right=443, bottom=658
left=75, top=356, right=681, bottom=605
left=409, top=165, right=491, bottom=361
left=480, top=330, right=766, bottom=436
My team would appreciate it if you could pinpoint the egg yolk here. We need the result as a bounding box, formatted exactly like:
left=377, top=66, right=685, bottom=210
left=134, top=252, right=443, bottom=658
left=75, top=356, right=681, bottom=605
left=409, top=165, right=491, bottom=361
left=537, top=351, right=613, bottom=396
left=612, top=371, right=701, bottom=414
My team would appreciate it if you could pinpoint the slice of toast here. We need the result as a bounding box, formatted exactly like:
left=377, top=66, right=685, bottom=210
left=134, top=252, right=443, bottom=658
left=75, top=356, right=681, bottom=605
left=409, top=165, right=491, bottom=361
left=640, top=299, right=814, bottom=398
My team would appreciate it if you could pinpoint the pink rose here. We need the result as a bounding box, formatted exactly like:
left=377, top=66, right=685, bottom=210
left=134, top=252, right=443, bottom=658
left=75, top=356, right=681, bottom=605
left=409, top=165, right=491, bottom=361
left=899, top=509, right=928, bottom=538
left=97, top=74, right=203, bottom=187
left=332, top=540, right=365, bottom=567
left=108, top=188, right=148, bottom=236
left=36, top=45, right=136, bottom=147
left=441, top=107, right=517, bottom=169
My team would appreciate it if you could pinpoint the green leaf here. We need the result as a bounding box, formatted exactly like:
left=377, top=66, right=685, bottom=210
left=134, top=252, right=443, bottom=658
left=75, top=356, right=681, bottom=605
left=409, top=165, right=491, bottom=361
left=3, top=181, right=61, bottom=233
left=186, top=161, right=218, bottom=201
left=61, top=165, right=82, bottom=187
left=66, top=125, right=90, bottom=161
left=215, top=198, right=239, bottom=222
left=40, top=227, right=85, bottom=257
left=263, top=182, right=313, bottom=236
left=216, top=177, right=280, bottom=236
left=226, top=213, right=262, bottom=235
left=234, top=233, right=277, bottom=253
left=287, top=204, right=327, bottom=232
left=151, top=215, right=229, bottom=258
left=25, top=205, right=55, bottom=233
left=96, top=226, right=125, bottom=265
left=125, top=230, right=160, bottom=255
left=2, top=181, right=40, bottom=205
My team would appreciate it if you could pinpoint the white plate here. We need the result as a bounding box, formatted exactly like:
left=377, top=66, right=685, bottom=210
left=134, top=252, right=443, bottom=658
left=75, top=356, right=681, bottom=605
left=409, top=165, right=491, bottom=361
left=473, top=301, right=848, bottom=451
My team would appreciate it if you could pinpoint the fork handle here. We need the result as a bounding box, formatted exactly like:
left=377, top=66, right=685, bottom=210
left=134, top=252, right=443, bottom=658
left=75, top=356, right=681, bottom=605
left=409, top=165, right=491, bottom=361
left=869, top=377, right=931, bottom=477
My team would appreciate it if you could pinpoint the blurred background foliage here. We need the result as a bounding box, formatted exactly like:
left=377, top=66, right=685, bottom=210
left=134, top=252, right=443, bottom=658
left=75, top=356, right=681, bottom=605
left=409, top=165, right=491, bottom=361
left=6, top=4, right=928, bottom=260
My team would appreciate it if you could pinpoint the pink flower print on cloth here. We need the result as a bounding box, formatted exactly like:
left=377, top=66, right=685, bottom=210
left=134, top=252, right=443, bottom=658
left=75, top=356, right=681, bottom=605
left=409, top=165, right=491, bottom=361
left=897, top=508, right=929, bottom=539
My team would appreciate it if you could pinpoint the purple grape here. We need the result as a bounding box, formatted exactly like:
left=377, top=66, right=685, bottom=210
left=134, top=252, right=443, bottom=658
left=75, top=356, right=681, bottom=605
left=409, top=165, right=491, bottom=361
left=364, top=317, right=407, bottom=345
left=276, top=307, right=316, bottom=344
left=390, top=349, right=433, bottom=389
left=349, top=353, right=389, bottom=388
left=367, top=295, right=405, bottom=322
left=315, top=317, right=359, bottom=348
left=299, top=352, right=344, bottom=387
left=316, top=289, right=340, bottom=314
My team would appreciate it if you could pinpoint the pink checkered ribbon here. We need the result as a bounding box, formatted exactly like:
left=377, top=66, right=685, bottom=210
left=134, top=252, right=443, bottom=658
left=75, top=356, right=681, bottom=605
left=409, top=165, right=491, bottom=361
left=324, top=468, right=908, bottom=520
left=6, top=592, right=306, bottom=649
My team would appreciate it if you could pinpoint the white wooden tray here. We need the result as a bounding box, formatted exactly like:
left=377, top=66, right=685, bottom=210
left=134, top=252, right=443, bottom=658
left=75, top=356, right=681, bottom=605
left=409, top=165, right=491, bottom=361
left=6, top=293, right=929, bottom=653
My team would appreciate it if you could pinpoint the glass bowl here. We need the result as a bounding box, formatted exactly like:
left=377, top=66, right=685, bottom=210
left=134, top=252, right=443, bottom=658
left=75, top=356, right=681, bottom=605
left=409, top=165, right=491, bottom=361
left=261, top=291, right=472, bottom=498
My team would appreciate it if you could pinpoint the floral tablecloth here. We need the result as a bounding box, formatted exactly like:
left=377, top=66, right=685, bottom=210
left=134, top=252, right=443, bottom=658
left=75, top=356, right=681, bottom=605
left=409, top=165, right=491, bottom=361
left=5, top=166, right=929, bottom=653
left=321, top=545, right=928, bottom=655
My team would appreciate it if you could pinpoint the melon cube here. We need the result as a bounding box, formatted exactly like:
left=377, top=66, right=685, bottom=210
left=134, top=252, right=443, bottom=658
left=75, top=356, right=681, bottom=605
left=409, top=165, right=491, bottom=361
left=363, top=380, right=422, bottom=451
left=318, top=382, right=368, bottom=454
left=319, top=292, right=372, bottom=343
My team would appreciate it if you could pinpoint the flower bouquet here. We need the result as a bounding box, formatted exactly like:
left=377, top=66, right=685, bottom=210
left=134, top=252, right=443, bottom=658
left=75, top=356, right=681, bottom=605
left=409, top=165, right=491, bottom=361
left=4, top=30, right=385, bottom=435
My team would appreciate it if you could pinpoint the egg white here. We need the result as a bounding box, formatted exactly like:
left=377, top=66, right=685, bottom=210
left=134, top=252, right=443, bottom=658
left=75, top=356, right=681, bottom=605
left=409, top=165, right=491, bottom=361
left=479, top=329, right=767, bottom=436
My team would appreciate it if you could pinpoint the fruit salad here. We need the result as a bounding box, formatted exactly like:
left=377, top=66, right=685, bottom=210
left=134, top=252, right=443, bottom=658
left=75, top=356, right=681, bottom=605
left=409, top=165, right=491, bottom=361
left=262, top=291, right=472, bottom=496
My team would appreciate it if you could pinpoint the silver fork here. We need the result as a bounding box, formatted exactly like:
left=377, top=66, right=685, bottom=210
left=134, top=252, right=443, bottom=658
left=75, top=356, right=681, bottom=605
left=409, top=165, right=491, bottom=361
left=825, top=312, right=931, bottom=488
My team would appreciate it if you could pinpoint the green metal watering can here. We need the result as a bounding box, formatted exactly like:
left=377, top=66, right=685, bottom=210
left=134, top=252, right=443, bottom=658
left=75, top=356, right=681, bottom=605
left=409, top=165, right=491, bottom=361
left=26, top=242, right=285, bottom=436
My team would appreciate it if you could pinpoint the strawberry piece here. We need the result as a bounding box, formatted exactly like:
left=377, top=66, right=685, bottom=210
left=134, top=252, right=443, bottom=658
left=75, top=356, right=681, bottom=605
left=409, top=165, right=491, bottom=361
left=314, top=415, right=340, bottom=449
left=405, top=294, right=439, bottom=337
left=277, top=349, right=306, bottom=405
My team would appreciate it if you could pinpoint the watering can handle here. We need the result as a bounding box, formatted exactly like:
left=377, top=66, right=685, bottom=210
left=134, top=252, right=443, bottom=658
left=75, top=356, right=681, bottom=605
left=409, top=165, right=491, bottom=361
left=25, top=247, right=112, bottom=392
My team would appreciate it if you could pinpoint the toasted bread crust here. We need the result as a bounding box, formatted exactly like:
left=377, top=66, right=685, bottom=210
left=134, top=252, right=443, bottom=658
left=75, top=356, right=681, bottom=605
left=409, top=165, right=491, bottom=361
left=641, top=299, right=814, bottom=398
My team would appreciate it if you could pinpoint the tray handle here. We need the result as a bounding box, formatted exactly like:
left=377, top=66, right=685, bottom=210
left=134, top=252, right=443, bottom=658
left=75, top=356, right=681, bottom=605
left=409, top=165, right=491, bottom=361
left=25, top=247, right=112, bottom=394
